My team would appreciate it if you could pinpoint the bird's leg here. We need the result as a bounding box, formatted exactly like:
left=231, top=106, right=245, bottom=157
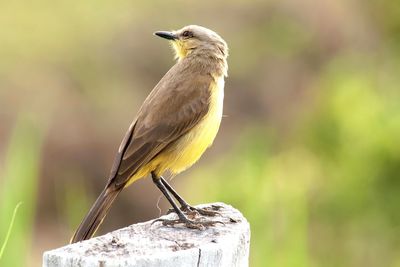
left=151, top=173, right=223, bottom=229
left=160, top=177, right=220, bottom=217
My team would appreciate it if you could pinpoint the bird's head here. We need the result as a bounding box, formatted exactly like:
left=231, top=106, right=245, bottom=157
left=154, top=25, right=228, bottom=62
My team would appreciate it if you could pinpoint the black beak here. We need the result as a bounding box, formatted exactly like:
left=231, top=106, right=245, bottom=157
left=154, top=31, right=178, bottom=40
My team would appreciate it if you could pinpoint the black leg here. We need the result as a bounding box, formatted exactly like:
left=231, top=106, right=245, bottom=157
left=151, top=173, right=187, bottom=222
left=160, top=177, right=220, bottom=216
left=151, top=172, right=223, bottom=229
left=160, top=177, right=189, bottom=207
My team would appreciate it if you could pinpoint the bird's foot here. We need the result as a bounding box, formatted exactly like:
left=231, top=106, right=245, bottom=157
left=168, top=204, right=222, bottom=217
left=153, top=216, right=224, bottom=230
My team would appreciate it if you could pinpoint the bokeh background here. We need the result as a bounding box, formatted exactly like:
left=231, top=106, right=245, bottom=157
left=1, top=0, right=399, bottom=266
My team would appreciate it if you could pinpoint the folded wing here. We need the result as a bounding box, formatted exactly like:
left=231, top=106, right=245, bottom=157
left=107, top=70, right=213, bottom=188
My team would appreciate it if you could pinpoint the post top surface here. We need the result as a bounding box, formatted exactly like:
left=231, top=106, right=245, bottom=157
left=43, top=203, right=250, bottom=267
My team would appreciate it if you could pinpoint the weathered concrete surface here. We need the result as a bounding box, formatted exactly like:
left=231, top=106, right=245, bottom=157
left=43, top=202, right=250, bottom=267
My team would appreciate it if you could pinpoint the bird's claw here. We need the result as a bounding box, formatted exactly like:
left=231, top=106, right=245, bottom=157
left=167, top=205, right=221, bottom=217
left=153, top=217, right=224, bottom=229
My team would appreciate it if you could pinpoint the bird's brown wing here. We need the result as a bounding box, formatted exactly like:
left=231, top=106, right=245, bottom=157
left=107, top=70, right=213, bottom=188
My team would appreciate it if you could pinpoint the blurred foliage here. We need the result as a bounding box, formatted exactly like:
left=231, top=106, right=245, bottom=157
left=0, top=116, right=44, bottom=266
left=0, top=0, right=400, bottom=266
left=189, top=54, right=400, bottom=267
left=0, top=202, right=23, bottom=261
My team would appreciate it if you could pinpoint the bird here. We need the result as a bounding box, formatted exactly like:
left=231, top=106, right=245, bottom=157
left=70, top=25, right=228, bottom=243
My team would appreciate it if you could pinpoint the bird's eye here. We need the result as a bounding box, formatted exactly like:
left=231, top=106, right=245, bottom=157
left=182, top=31, right=193, bottom=38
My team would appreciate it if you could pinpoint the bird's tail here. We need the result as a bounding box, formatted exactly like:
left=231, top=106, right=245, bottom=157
left=70, top=186, right=122, bottom=243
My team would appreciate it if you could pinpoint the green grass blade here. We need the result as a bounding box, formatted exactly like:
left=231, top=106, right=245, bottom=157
left=0, top=202, right=23, bottom=260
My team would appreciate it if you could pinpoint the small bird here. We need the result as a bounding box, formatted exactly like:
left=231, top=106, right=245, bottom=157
left=71, top=25, right=228, bottom=243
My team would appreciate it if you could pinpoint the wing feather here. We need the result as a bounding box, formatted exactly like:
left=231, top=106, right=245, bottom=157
left=107, top=67, right=213, bottom=188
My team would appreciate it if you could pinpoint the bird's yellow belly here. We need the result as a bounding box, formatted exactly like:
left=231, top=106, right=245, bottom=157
left=155, top=77, right=224, bottom=175
left=126, top=76, right=224, bottom=185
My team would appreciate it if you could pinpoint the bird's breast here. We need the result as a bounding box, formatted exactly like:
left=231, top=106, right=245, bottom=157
left=162, top=75, right=225, bottom=174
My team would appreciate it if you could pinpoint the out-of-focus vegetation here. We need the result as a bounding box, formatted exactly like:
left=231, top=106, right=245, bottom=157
left=0, top=116, right=44, bottom=266
left=0, top=202, right=23, bottom=260
left=0, top=0, right=399, bottom=266
left=190, top=59, right=400, bottom=267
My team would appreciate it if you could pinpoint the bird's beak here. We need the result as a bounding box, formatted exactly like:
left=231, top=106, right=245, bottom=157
left=154, top=31, right=178, bottom=41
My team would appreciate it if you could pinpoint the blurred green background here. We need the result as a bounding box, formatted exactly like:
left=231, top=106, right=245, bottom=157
left=0, top=0, right=399, bottom=266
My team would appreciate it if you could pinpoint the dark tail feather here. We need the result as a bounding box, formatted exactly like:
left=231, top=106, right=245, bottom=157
left=70, top=186, right=121, bottom=243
